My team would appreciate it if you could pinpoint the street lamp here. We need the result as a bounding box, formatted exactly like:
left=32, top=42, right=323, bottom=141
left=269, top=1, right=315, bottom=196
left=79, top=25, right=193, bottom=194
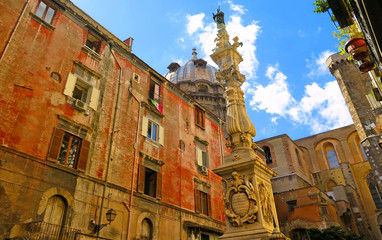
left=92, top=208, right=117, bottom=233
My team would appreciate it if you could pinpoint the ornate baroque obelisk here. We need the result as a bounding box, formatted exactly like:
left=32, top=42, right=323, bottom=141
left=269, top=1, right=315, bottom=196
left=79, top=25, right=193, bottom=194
left=211, top=8, right=288, bottom=240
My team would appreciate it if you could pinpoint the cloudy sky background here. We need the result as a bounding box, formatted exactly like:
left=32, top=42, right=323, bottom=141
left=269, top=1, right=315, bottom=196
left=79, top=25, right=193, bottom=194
left=71, top=0, right=353, bottom=140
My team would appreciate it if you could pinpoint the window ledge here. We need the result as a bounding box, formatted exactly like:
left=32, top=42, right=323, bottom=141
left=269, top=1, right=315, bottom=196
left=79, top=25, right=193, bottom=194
left=29, top=12, right=55, bottom=31
left=195, top=123, right=205, bottom=130
left=82, top=46, right=101, bottom=61
left=144, top=136, right=162, bottom=147
left=137, top=192, right=161, bottom=202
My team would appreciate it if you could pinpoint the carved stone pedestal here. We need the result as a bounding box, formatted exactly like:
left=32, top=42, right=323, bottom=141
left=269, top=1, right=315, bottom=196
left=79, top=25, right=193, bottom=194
left=214, top=155, right=286, bottom=240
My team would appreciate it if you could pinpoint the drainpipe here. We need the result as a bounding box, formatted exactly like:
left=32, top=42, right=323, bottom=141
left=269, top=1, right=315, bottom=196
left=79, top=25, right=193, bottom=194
left=96, top=43, right=122, bottom=239
left=179, top=140, right=183, bottom=240
left=126, top=86, right=141, bottom=240
left=218, top=119, right=224, bottom=165
left=0, top=0, right=30, bottom=64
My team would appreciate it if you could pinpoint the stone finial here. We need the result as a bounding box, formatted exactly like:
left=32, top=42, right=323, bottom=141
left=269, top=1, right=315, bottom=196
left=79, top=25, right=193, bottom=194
left=192, top=48, right=197, bottom=60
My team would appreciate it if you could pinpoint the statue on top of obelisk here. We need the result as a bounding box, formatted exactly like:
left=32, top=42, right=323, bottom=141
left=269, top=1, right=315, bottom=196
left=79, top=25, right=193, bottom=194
left=211, top=7, right=289, bottom=240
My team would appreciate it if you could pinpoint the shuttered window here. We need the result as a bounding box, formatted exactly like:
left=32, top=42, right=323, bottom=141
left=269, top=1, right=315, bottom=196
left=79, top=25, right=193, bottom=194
left=195, top=107, right=204, bottom=128
left=195, top=189, right=212, bottom=216
left=138, top=164, right=162, bottom=199
left=47, top=128, right=89, bottom=171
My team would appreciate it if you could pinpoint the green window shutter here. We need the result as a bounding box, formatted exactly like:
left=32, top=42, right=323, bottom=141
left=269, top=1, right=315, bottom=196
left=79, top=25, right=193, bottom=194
left=63, top=73, right=76, bottom=96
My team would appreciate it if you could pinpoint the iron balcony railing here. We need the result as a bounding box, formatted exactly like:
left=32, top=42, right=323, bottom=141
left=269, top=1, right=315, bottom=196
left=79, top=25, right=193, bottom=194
left=25, top=221, right=80, bottom=240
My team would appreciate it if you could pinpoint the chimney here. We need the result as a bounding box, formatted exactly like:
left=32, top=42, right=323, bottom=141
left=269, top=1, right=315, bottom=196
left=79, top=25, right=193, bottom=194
left=124, top=37, right=134, bottom=52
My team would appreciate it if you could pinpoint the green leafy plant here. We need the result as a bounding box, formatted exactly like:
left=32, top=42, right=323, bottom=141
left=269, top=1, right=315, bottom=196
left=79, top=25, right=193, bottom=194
left=313, top=0, right=364, bottom=58
left=308, top=226, right=361, bottom=240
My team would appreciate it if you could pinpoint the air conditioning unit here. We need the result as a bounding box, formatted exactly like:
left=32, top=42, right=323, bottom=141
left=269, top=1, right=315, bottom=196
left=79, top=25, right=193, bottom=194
left=73, top=99, right=86, bottom=111
left=198, top=165, right=208, bottom=175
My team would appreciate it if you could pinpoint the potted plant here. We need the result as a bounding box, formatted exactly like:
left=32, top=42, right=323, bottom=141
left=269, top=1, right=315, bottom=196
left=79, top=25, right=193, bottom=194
left=314, top=0, right=375, bottom=72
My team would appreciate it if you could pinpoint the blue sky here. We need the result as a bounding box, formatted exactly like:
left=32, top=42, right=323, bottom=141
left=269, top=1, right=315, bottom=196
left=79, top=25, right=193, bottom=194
left=71, top=0, right=353, bottom=141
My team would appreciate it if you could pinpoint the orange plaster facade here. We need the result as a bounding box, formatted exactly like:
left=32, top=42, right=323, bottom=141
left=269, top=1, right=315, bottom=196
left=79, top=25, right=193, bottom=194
left=0, top=1, right=227, bottom=239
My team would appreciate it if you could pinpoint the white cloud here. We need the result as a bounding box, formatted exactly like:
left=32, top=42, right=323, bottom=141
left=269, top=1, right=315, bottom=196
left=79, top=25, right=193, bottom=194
left=184, top=3, right=351, bottom=136
left=185, top=5, right=261, bottom=78
left=226, top=0, right=246, bottom=14
left=271, top=117, right=279, bottom=125
left=186, top=13, right=205, bottom=35
left=307, top=50, right=335, bottom=78
left=248, top=65, right=294, bottom=115
left=245, top=64, right=353, bottom=134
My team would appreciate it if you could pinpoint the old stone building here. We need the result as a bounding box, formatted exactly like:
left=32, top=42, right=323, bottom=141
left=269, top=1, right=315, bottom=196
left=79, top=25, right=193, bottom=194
left=0, top=0, right=228, bottom=239
left=165, top=49, right=226, bottom=122
left=256, top=125, right=382, bottom=239
left=326, top=53, right=382, bottom=239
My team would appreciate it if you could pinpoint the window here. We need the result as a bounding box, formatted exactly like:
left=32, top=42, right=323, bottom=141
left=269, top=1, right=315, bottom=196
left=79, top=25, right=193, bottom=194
left=263, top=146, right=272, bottom=164
left=198, top=85, right=208, bottom=93
left=287, top=200, right=297, bottom=212
left=195, top=189, right=211, bottom=216
left=138, top=165, right=162, bottom=199
left=367, top=172, right=382, bottom=209
left=57, top=132, right=81, bottom=168
left=63, top=65, right=100, bottom=110
left=147, top=120, right=158, bottom=141
left=326, top=149, right=339, bottom=168
left=296, top=149, right=303, bottom=166
left=319, top=205, right=328, bottom=215
left=149, top=79, right=161, bottom=103
left=72, top=81, right=89, bottom=102
left=85, top=33, right=101, bottom=54
left=196, top=139, right=209, bottom=175
left=195, top=107, right=204, bottom=127
left=196, top=145, right=209, bottom=167
left=35, top=1, right=56, bottom=24
left=47, top=128, right=89, bottom=171
left=201, top=233, right=210, bottom=240
left=141, top=116, right=164, bottom=145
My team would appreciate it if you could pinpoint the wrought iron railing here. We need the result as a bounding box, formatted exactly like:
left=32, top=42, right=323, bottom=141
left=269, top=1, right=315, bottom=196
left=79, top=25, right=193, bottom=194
left=25, top=221, right=80, bottom=240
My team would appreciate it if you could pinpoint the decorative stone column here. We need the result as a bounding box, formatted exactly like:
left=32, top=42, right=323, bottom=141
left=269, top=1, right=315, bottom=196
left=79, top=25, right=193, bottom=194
left=211, top=8, right=288, bottom=240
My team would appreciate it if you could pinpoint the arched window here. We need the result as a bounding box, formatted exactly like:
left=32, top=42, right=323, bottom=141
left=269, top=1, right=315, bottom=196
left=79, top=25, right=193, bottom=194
left=326, top=149, right=339, bottom=168
left=198, top=85, right=208, bottom=93
left=367, top=172, right=382, bottom=209
left=44, top=195, right=67, bottom=226
left=141, top=218, right=153, bottom=240
left=327, top=180, right=336, bottom=191
left=295, top=149, right=302, bottom=166
left=263, top=146, right=272, bottom=164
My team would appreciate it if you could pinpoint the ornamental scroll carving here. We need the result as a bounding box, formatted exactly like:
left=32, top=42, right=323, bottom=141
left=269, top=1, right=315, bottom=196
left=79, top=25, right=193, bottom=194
left=223, top=172, right=258, bottom=227
left=258, top=183, right=273, bottom=224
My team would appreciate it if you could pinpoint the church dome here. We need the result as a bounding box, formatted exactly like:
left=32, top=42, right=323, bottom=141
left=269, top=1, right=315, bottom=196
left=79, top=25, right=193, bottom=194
left=165, top=48, right=218, bottom=84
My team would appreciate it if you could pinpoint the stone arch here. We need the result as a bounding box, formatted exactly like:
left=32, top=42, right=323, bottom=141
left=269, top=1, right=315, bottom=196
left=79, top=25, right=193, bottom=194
left=136, top=212, right=158, bottom=240
left=37, top=187, right=74, bottom=216
left=347, top=131, right=365, bottom=163
left=327, top=180, right=337, bottom=191
left=314, top=138, right=344, bottom=170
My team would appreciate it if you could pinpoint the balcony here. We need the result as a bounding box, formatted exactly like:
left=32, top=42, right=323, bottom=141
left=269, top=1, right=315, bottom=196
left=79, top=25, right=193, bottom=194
left=24, top=221, right=80, bottom=240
